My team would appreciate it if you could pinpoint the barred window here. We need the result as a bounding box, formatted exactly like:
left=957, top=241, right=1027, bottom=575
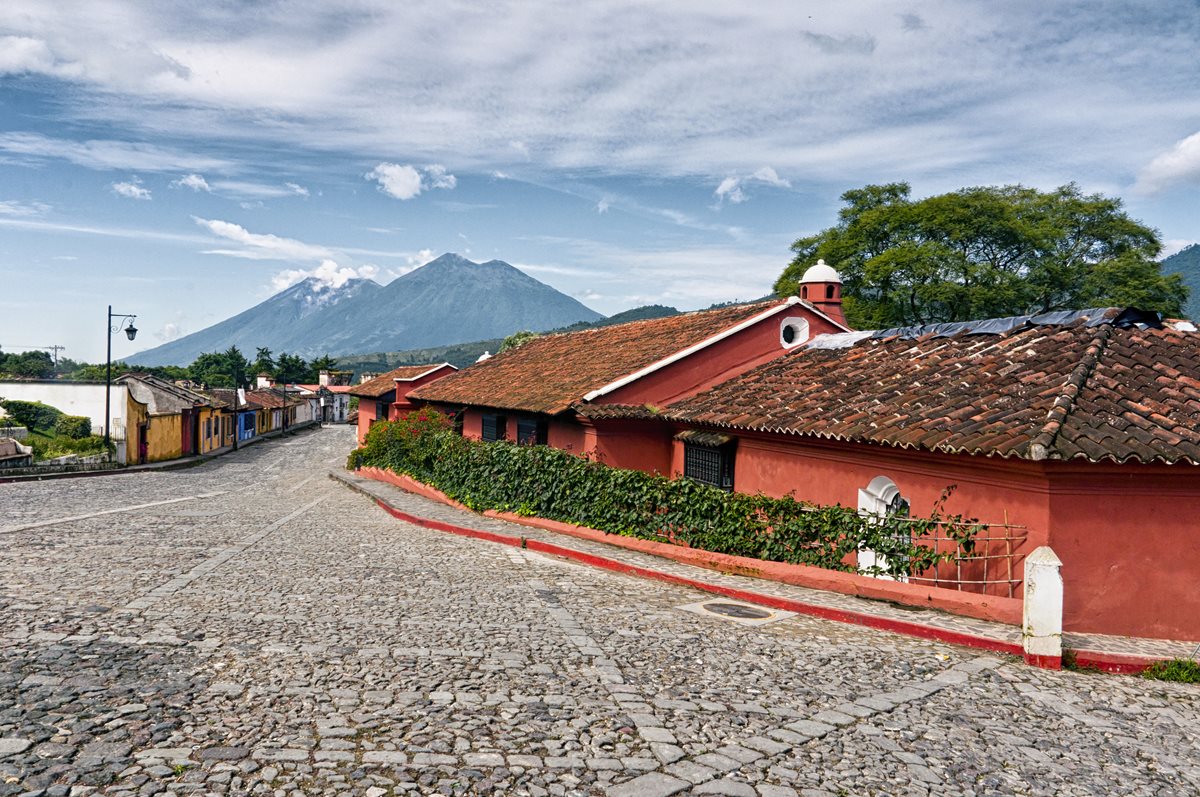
left=482, top=413, right=507, bottom=441
left=684, top=442, right=735, bottom=491
left=517, top=417, right=549, bottom=446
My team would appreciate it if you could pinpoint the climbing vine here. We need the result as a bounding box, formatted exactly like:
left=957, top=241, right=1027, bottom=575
left=349, top=412, right=985, bottom=578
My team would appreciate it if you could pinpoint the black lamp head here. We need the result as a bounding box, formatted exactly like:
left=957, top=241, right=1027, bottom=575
left=124, top=322, right=138, bottom=341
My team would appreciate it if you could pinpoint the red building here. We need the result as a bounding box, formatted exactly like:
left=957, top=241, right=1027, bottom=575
left=411, top=282, right=849, bottom=474
left=406, top=262, right=1200, bottom=642
left=350, top=363, right=458, bottom=443
left=662, top=307, right=1200, bottom=641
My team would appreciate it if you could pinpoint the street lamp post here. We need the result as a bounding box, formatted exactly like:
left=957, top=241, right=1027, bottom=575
left=104, top=305, right=138, bottom=455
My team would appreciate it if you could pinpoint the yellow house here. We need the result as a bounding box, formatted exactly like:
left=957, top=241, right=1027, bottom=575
left=117, top=374, right=220, bottom=464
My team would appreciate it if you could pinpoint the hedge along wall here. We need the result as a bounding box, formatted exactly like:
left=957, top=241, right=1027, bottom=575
left=349, top=413, right=985, bottom=578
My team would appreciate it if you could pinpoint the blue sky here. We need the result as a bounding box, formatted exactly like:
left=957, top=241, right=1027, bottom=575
left=1, top=1, right=1199, bottom=362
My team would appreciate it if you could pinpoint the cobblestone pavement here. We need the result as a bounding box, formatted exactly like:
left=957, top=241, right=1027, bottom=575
left=2, top=426, right=1198, bottom=797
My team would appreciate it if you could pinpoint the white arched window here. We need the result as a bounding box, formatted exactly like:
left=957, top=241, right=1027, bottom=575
left=857, top=476, right=911, bottom=581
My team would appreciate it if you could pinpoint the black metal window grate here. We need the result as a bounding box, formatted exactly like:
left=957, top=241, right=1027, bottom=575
left=684, top=443, right=735, bottom=491
left=517, top=417, right=549, bottom=446
left=482, top=413, right=507, bottom=441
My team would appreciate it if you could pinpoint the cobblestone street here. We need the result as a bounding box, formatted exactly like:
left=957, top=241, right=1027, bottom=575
left=2, top=425, right=1198, bottom=797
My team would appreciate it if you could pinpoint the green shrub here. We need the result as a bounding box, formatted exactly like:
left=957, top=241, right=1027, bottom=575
left=54, top=414, right=92, bottom=439
left=28, top=432, right=111, bottom=461
left=0, top=399, right=62, bottom=431
left=1142, top=658, right=1200, bottom=683
left=349, top=412, right=985, bottom=578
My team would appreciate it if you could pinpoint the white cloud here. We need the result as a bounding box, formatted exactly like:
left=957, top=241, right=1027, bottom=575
left=424, top=165, right=456, bottom=190
left=713, top=167, right=791, bottom=206
left=750, top=167, right=791, bottom=188
left=367, top=163, right=423, bottom=200
left=169, top=173, right=308, bottom=199
left=155, top=322, right=184, bottom=342
left=0, top=199, right=51, bottom=217
left=270, top=259, right=380, bottom=292
left=366, top=163, right=456, bottom=200
left=713, top=176, right=747, bottom=205
left=409, top=248, right=435, bottom=266
left=0, top=35, right=82, bottom=77
left=1136, top=131, right=1200, bottom=195
left=596, top=198, right=610, bottom=214
left=171, top=173, right=211, bottom=192
left=112, top=177, right=151, bottom=200
left=0, top=4, right=1198, bottom=203
left=193, top=217, right=332, bottom=261
left=0, top=132, right=232, bottom=173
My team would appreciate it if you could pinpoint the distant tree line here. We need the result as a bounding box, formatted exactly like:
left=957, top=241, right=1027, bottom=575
left=0, top=349, right=56, bottom=379
left=0, top=345, right=339, bottom=389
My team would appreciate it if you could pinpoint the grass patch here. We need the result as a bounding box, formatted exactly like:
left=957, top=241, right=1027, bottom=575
left=1061, top=649, right=1102, bottom=674
left=1142, top=658, right=1200, bottom=683
left=27, top=429, right=111, bottom=461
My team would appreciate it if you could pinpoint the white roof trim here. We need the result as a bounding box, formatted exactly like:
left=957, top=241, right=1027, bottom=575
left=796, top=298, right=852, bottom=333
left=583, top=298, right=807, bottom=402
left=393, top=362, right=459, bottom=383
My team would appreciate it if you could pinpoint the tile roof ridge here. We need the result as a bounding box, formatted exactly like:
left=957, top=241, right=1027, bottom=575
left=537, top=300, right=776, bottom=340
left=1027, top=324, right=1113, bottom=461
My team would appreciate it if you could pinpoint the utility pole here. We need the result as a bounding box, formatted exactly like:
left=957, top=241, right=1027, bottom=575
left=1, top=344, right=66, bottom=366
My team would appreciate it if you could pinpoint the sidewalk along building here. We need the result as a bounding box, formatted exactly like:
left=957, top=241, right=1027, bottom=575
left=410, top=270, right=850, bottom=474
left=349, top=363, right=458, bottom=443
left=661, top=308, right=1200, bottom=642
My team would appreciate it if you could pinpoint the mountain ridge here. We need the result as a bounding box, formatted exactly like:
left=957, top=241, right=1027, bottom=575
left=1163, top=244, right=1200, bottom=322
left=129, top=253, right=602, bottom=365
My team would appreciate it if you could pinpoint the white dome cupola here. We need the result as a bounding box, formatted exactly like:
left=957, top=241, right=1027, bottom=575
left=800, top=259, right=841, bottom=285
left=797, top=259, right=847, bottom=327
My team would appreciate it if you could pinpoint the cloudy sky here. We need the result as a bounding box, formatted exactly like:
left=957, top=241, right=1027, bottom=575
left=1, top=1, right=1198, bottom=361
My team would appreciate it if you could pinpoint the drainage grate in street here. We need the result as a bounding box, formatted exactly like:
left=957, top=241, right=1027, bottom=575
left=677, top=598, right=796, bottom=627
left=703, top=602, right=773, bottom=620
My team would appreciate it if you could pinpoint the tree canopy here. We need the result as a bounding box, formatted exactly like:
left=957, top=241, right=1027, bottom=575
left=0, top=350, right=55, bottom=379
left=775, top=182, right=1188, bottom=328
left=499, top=330, right=540, bottom=352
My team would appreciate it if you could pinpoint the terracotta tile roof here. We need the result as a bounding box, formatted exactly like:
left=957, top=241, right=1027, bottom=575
left=243, top=389, right=301, bottom=409
left=573, top=403, right=662, bottom=420
left=349, top=364, right=451, bottom=398
left=410, top=301, right=785, bottom=414
left=665, top=318, right=1200, bottom=465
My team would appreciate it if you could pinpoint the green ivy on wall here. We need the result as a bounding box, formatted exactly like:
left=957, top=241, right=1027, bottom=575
left=349, top=412, right=985, bottom=578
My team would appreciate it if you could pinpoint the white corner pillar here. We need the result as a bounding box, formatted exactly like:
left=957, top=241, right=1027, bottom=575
left=1022, top=546, right=1063, bottom=669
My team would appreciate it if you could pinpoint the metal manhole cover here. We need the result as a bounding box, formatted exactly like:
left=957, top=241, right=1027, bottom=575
left=703, top=602, right=773, bottom=620
left=677, top=598, right=795, bottom=627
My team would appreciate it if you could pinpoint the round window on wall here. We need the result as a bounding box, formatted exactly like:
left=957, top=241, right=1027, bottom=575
left=779, top=317, right=810, bottom=348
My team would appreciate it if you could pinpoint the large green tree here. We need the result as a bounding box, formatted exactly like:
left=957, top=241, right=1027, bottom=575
left=775, top=182, right=1187, bottom=328
left=252, top=347, right=275, bottom=376
left=273, top=352, right=311, bottom=383
left=190, top=347, right=251, bottom=388
left=0, top=350, right=55, bottom=379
